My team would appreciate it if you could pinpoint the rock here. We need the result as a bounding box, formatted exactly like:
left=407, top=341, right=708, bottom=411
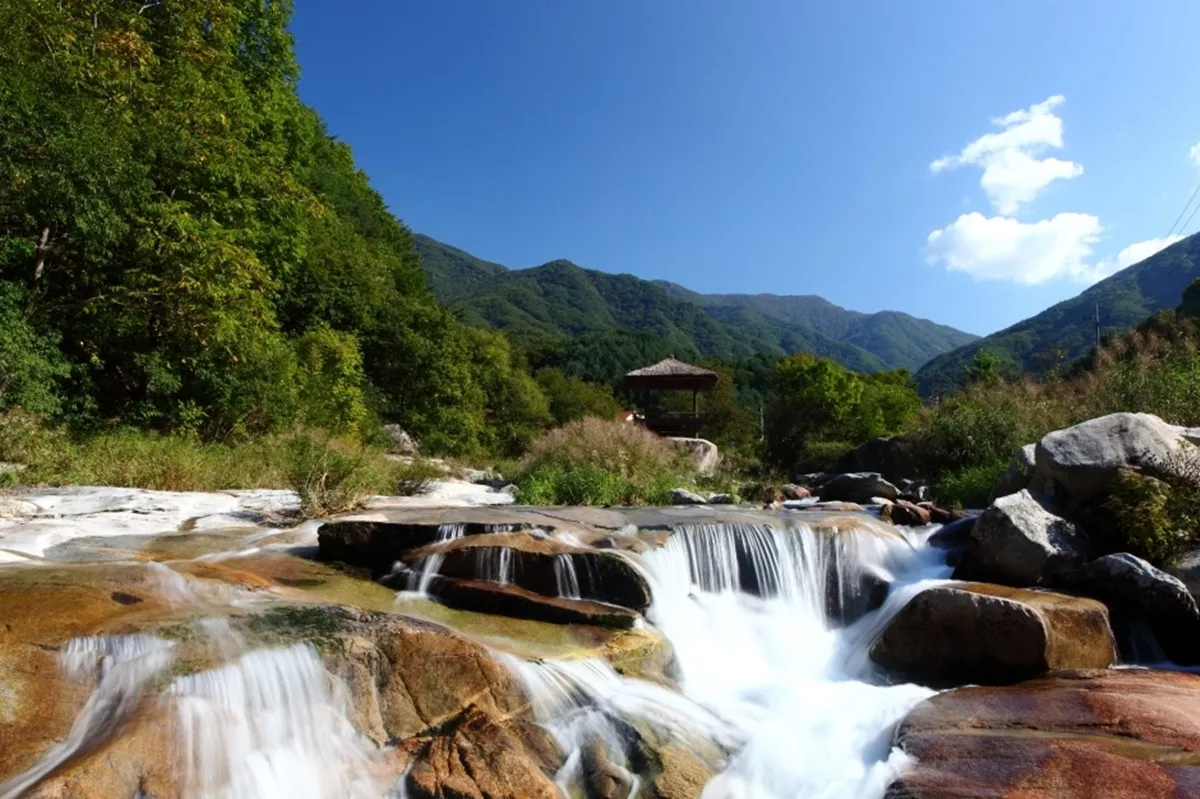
left=870, top=583, right=1116, bottom=687
left=888, top=669, right=1200, bottom=799
left=868, top=496, right=894, bottom=507
left=1035, top=412, right=1193, bottom=504
left=780, top=484, right=810, bottom=500
left=667, top=438, right=720, bottom=476
left=383, top=424, right=420, bottom=455
left=990, top=443, right=1037, bottom=502
left=1061, top=553, right=1200, bottom=664
left=670, top=488, right=707, bottom=506
left=706, top=493, right=734, bottom=505
left=926, top=516, right=975, bottom=567
left=816, top=472, right=900, bottom=504
left=1167, top=546, right=1200, bottom=602
left=834, top=435, right=919, bottom=484
left=898, top=480, right=930, bottom=503
left=417, top=575, right=641, bottom=629
left=881, top=500, right=931, bottom=527
left=953, top=490, right=1088, bottom=587
left=799, top=501, right=865, bottom=512
left=404, top=707, right=560, bottom=799
left=922, top=504, right=970, bottom=525
left=790, top=472, right=833, bottom=488
left=582, top=741, right=634, bottom=799
left=410, top=538, right=653, bottom=613
left=643, top=742, right=716, bottom=799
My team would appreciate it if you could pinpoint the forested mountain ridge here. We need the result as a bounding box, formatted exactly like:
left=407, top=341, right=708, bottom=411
left=413, top=236, right=975, bottom=372
left=656, top=282, right=979, bottom=370
left=916, top=232, right=1200, bottom=394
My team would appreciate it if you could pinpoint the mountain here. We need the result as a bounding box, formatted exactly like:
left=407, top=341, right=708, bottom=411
left=413, top=235, right=977, bottom=373
left=413, top=234, right=508, bottom=301
left=655, top=283, right=978, bottom=370
left=916, top=233, right=1200, bottom=394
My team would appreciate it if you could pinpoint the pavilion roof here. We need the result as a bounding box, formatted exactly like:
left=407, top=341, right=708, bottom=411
left=623, top=356, right=718, bottom=390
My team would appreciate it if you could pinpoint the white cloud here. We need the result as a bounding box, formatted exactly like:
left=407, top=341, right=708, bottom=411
left=931, top=96, right=1083, bottom=214
left=1094, top=235, right=1184, bottom=277
left=1190, top=141, right=1200, bottom=169
left=926, top=212, right=1104, bottom=284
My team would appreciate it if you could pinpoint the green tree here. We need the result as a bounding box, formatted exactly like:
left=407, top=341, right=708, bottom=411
left=535, top=368, right=623, bottom=426
left=1181, top=278, right=1200, bottom=319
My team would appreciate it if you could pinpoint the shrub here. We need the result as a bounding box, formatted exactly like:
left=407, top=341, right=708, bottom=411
left=1094, top=450, right=1200, bottom=565
left=282, top=431, right=391, bottom=517
left=934, top=459, right=1009, bottom=510
left=513, top=418, right=691, bottom=506
left=392, top=458, right=444, bottom=497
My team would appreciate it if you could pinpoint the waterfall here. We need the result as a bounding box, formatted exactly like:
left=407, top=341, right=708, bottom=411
left=476, top=545, right=514, bottom=584
left=408, top=523, right=466, bottom=593
left=553, top=554, right=581, bottom=598
left=171, top=643, right=383, bottom=799
left=0, top=635, right=176, bottom=799
left=507, top=519, right=952, bottom=799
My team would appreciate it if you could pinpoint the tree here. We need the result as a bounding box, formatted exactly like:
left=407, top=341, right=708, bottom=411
left=535, top=368, right=623, bottom=426
left=1181, top=278, right=1200, bottom=319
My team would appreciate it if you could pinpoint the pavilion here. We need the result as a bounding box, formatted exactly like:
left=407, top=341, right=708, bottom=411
left=623, top=355, right=718, bottom=437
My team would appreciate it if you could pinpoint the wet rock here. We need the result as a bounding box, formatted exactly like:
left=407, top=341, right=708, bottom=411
left=582, top=741, right=635, bottom=799
left=404, top=707, right=560, bottom=799
left=417, top=575, right=641, bottom=629
left=706, top=493, right=734, bottom=505
left=816, top=472, right=900, bottom=504
left=414, top=538, right=652, bottom=613
left=1061, top=553, right=1200, bottom=665
left=888, top=669, right=1200, bottom=799
left=881, top=500, right=931, bottom=527
left=922, top=504, right=969, bottom=525
left=990, top=443, right=1037, bottom=502
left=670, top=488, right=707, bottom=506
left=953, top=490, right=1088, bottom=587
left=641, top=742, right=715, bottom=799
left=870, top=583, right=1116, bottom=687
left=790, top=472, right=833, bottom=488
left=925, top=516, right=975, bottom=567
left=1036, top=412, right=1193, bottom=504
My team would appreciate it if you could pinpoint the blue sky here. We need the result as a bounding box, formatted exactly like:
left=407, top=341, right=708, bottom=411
left=291, top=1, right=1200, bottom=336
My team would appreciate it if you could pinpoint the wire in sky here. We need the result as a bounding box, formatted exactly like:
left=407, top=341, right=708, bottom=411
left=1180, top=190, right=1200, bottom=237
left=1166, top=182, right=1200, bottom=239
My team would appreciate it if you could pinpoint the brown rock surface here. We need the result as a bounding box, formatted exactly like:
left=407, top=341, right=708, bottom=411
left=888, top=668, right=1200, bottom=798
left=871, top=583, right=1116, bottom=687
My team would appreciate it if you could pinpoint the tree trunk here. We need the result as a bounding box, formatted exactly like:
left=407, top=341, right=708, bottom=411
left=32, top=226, right=50, bottom=282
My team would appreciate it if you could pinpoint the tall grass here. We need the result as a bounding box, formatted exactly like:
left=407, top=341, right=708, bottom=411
left=0, top=412, right=423, bottom=517
left=512, top=417, right=693, bottom=506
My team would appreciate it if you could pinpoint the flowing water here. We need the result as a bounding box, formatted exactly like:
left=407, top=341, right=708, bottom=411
left=1, top=500, right=952, bottom=798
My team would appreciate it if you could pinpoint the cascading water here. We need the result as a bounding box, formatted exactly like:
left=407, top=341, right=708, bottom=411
left=408, top=522, right=466, bottom=593
left=553, top=554, right=582, bottom=599
left=510, top=519, right=952, bottom=799
left=477, top=545, right=514, bottom=584
left=171, top=643, right=383, bottom=798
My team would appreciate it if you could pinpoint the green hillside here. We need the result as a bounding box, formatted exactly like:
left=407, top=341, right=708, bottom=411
left=916, top=233, right=1200, bottom=394
left=414, top=236, right=975, bottom=373
left=450, top=260, right=887, bottom=372
left=656, top=283, right=977, bottom=370
left=413, top=234, right=508, bottom=301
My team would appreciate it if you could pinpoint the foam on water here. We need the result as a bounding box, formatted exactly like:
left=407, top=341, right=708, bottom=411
left=509, top=519, right=952, bottom=799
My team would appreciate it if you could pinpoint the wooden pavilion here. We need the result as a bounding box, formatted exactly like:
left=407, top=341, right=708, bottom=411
left=623, top=355, right=718, bottom=437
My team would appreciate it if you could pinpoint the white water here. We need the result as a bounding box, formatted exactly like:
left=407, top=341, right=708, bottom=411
left=553, top=554, right=582, bottom=599
left=511, top=520, right=951, bottom=799
left=171, top=643, right=382, bottom=799
left=409, top=522, right=466, bottom=593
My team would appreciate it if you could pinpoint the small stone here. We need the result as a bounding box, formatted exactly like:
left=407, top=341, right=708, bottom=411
left=670, top=488, right=707, bottom=506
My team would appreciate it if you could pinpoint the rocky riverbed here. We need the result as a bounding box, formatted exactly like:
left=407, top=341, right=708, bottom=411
left=2, top=429, right=1200, bottom=799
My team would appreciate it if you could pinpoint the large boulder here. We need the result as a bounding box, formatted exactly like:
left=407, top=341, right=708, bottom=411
left=1061, top=553, right=1200, bottom=665
left=667, top=438, right=720, bottom=476
left=881, top=500, right=931, bottom=527
left=834, top=435, right=918, bottom=484
left=888, top=669, right=1200, bottom=798
left=989, top=443, right=1037, bottom=502
left=953, top=490, right=1088, bottom=586
left=383, top=424, right=420, bottom=455
left=870, top=583, right=1116, bottom=687
left=1035, top=412, right=1191, bottom=504
left=816, top=472, right=900, bottom=504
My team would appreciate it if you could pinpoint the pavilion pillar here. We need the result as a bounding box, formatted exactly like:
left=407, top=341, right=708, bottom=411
left=692, top=389, right=698, bottom=417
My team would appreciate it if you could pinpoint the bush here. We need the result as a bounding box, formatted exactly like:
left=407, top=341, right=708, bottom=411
left=282, top=431, right=392, bottom=517
left=934, top=459, right=1009, bottom=509
left=512, top=418, right=691, bottom=506
left=392, top=458, right=444, bottom=497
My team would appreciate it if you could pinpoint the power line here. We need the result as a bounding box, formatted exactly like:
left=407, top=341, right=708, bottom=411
left=1181, top=190, right=1200, bottom=237
left=1166, top=182, right=1200, bottom=239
